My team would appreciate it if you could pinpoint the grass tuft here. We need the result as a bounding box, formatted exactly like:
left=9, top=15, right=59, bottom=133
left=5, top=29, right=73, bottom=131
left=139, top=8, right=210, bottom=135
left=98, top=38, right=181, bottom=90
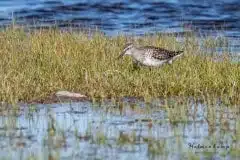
left=0, top=28, right=239, bottom=104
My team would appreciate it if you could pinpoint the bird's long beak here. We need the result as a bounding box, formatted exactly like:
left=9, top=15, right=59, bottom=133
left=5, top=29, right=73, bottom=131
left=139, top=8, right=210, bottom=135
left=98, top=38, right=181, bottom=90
left=116, top=51, right=125, bottom=60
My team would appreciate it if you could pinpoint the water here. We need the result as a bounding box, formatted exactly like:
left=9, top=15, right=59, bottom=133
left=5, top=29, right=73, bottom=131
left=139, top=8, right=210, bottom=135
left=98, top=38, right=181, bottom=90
left=0, top=0, right=239, bottom=37
left=0, top=99, right=239, bottom=160
left=0, top=0, right=240, bottom=52
left=0, top=1, right=239, bottom=159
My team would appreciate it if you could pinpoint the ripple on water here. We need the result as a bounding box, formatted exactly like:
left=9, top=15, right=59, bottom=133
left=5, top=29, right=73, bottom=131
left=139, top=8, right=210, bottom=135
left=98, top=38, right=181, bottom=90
left=0, top=0, right=239, bottom=52
left=0, top=1, right=239, bottom=37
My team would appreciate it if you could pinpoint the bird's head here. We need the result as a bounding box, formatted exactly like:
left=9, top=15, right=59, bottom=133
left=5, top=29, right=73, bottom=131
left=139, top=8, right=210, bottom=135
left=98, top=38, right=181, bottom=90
left=117, top=43, right=134, bottom=59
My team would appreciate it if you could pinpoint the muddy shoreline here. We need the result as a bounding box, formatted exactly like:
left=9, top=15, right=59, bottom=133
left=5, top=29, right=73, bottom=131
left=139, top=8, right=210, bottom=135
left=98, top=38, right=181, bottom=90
left=26, top=91, right=143, bottom=104
left=27, top=93, right=90, bottom=104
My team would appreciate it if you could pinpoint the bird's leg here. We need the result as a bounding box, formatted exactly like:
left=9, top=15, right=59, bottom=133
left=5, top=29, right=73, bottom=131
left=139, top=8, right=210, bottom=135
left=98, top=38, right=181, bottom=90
left=132, top=60, right=140, bottom=71
left=133, top=63, right=140, bottom=70
left=148, top=66, right=155, bottom=72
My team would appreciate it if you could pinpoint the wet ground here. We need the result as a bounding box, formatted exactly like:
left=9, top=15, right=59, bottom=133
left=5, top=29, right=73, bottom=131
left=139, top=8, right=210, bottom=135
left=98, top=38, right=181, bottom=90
left=0, top=1, right=239, bottom=159
left=0, top=99, right=239, bottom=160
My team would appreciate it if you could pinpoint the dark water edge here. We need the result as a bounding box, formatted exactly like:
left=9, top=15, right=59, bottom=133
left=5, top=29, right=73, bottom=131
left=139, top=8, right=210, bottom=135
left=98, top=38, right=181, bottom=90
left=0, top=0, right=240, bottom=53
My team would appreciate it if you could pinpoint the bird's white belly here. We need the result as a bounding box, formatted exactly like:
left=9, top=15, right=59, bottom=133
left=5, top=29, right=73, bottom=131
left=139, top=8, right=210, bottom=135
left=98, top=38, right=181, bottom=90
left=142, top=58, right=167, bottom=67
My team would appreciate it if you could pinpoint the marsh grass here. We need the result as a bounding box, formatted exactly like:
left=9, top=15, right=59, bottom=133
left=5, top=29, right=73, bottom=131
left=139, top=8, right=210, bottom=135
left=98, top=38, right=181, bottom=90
left=0, top=27, right=239, bottom=104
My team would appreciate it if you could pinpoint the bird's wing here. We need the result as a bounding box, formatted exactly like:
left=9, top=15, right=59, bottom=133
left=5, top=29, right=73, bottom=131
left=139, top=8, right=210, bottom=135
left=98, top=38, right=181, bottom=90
left=142, top=46, right=183, bottom=60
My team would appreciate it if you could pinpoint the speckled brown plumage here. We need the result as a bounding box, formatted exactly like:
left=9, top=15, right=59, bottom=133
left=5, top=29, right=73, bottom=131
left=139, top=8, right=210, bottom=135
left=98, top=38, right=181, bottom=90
left=139, top=46, right=183, bottom=61
left=118, top=43, right=184, bottom=67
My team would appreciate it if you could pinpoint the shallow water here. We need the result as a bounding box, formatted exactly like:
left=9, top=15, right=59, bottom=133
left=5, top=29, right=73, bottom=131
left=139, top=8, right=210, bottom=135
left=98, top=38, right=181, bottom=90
left=0, top=99, right=239, bottom=160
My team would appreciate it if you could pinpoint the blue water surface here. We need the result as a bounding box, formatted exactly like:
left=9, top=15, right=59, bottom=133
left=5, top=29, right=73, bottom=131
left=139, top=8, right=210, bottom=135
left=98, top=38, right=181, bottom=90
left=0, top=0, right=239, bottom=51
